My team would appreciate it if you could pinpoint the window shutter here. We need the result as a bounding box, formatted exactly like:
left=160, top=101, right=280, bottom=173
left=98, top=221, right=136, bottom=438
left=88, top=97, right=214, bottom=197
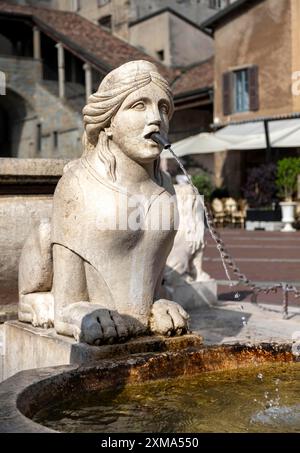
left=248, top=65, right=259, bottom=111
left=222, top=72, right=233, bottom=116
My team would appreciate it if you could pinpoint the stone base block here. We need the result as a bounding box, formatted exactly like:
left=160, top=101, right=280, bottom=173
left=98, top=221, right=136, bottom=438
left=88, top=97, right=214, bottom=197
left=3, top=321, right=202, bottom=381
left=171, top=279, right=218, bottom=310
left=0, top=194, right=53, bottom=315
left=246, top=221, right=283, bottom=231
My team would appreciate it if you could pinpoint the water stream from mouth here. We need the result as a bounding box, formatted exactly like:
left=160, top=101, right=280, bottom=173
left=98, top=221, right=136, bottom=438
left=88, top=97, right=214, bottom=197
left=166, top=146, right=239, bottom=294
left=164, top=145, right=251, bottom=331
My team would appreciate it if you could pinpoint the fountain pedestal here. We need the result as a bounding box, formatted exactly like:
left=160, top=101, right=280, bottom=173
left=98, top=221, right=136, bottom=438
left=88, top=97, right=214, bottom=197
left=2, top=321, right=202, bottom=381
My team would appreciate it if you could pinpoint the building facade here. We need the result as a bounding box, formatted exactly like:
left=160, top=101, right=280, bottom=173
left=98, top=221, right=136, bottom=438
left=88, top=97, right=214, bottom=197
left=0, top=1, right=216, bottom=161
left=129, top=8, right=214, bottom=67
left=6, top=0, right=236, bottom=65
left=205, top=0, right=300, bottom=124
left=202, top=0, right=300, bottom=194
left=12, top=0, right=234, bottom=39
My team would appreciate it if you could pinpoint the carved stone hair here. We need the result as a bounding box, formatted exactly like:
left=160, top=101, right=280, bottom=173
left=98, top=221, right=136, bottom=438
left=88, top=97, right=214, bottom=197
left=82, top=60, right=174, bottom=182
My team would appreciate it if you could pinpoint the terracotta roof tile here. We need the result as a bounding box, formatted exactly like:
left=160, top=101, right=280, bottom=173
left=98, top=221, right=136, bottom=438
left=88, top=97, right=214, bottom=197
left=0, top=1, right=176, bottom=83
left=172, top=57, right=214, bottom=96
left=0, top=2, right=214, bottom=96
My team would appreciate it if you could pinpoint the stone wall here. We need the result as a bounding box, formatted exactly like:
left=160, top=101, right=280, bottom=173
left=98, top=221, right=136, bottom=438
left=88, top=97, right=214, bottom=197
left=0, top=56, right=82, bottom=159
left=0, top=158, right=68, bottom=318
left=214, top=0, right=292, bottom=122
left=0, top=56, right=41, bottom=157
left=169, top=13, right=213, bottom=67
left=60, top=0, right=130, bottom=40
left=0, top=194, right=53, bottom=316
left=0, top=56, right=42, bottom=102
left=34, top=83, right=82, bottom=159
left=130, top=9, right=213, bottom=68
left=129, top=12, right=170, bottom=66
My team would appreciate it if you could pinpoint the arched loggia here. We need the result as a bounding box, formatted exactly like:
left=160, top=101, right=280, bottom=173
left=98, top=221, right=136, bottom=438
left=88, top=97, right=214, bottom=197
left=0, top=88, right=35, bottom=158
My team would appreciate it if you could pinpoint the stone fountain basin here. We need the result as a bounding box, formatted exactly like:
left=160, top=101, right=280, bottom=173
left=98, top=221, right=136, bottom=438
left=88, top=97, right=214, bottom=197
left=0, top=343, right=295, bottom=433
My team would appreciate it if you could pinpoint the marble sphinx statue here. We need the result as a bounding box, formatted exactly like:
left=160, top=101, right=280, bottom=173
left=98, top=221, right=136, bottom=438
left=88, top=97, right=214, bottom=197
left=18, top=60, right=190, bottom=345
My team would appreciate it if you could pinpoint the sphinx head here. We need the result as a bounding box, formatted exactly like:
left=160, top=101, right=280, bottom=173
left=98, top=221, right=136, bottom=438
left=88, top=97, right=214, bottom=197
left=82, top=60, right=174, bottom=181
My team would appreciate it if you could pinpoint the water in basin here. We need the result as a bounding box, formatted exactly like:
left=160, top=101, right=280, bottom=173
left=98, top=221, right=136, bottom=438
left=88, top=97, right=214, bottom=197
left=33, top=362, right=300, bottom=433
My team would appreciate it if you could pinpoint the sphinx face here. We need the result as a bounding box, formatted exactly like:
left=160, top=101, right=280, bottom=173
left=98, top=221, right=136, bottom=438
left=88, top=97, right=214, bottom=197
left=110, top=82, right=171, bottom=164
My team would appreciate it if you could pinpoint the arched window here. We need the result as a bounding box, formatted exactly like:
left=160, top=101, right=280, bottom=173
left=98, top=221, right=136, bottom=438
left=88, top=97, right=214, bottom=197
left=0, top=88, right=34, bottom=158
left=0, top=33, right=13, bottom=56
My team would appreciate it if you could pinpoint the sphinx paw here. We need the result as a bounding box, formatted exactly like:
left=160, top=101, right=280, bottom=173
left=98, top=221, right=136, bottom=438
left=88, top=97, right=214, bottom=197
left=150, top=299, right=190, bottom=336
left=58, top=302, right=130, bottom=345
left=19, top=293, right=54, bottom=328
left=80, top=308, right=129, bottom=345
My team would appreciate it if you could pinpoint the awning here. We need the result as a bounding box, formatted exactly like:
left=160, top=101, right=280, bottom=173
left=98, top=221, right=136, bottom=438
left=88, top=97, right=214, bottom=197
left=161, top=132, right=228, bottom=158
left=215, top=118, right=300, bottom=149
left=162, top=118, right=300, bottom=159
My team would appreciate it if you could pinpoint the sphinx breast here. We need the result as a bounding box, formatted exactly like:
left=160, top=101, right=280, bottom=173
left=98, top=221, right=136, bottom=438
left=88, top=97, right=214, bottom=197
left=52, top=164, right=177, bottom=269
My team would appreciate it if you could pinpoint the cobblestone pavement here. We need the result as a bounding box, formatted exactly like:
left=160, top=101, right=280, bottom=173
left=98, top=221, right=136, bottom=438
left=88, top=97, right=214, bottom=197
left=202, top=229, right=300, bottom=307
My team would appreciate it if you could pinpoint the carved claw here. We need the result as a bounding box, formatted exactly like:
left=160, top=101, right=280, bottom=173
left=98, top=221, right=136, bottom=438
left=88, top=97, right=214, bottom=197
left=57, top=302, right=131, bottom=345
left=150, top=299, right=190, bottom=336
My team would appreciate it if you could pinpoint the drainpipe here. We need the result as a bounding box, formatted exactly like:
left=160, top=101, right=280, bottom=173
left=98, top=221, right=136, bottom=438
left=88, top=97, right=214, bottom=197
left=83, top=62, right=92, bottom=103
left=264, top=119, right=271, bottom=162
left=56, top=42, right=65, bottom=99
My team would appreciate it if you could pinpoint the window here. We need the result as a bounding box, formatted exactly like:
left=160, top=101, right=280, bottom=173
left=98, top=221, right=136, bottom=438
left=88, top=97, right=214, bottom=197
left=234, top=69, right=249, bottom=112
left=209, top=0, right=230, bottom=9
left=36, top=123, right=42, bottom=153
left=53, top=131, right=58, bottom=149
left=156, top=50, right=164, bottom=62
left=98, top=15, right=112, bottom=31
left=222, top=66, right=259, bottom=115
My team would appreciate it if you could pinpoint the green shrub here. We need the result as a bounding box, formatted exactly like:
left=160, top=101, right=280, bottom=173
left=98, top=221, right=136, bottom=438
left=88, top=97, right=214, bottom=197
left=276, top=157, right=300, bottom=201
left=191, top=173, right=214, bottom=200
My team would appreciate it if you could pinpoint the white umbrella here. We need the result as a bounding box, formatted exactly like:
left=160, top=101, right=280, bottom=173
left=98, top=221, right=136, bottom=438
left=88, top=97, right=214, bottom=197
left=161, top=132, right=228, bottom=159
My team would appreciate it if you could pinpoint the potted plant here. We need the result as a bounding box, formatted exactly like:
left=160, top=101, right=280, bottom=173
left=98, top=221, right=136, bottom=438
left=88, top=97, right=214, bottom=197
left=276, top=157, right=300, bottom=232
